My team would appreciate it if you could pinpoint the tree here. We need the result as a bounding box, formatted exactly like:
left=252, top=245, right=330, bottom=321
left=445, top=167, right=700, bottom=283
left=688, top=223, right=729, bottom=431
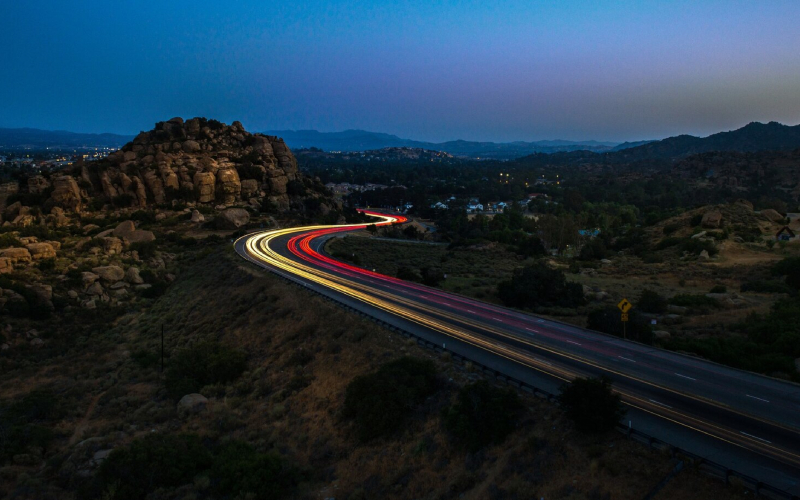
left=497, top=262, right=585, bottom=309
left=558, top=376, right=626, bottom=433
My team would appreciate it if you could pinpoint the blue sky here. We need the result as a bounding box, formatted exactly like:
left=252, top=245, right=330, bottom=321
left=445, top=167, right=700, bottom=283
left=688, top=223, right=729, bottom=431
left=1, top=0, right=799, bottom=142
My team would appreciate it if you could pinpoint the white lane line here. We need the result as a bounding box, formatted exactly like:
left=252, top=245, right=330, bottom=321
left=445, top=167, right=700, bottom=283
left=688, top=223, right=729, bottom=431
left=525, top=328, right=537, bottom=333
left=619, top=356, right=637, bottom=363
left=492, top=317, right=503, bottom=322
left=537, top=319, right=544, bottom=323
left=740, top=432, right=772, bottom=444
left=746, top=395, right=770, bottom=403
left=649, top=399, right=672, bottom=409
left=564, top=340, right=581, bottom=345
left=674, top=373, right=696, bottom=381
left=467, top=310, right=476, bottom=313
left=534, top=358, right=553, bottom=366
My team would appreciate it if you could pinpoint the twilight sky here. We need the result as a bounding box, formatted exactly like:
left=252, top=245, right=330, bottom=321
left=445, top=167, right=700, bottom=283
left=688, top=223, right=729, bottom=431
left=1, top=0, right=799, bottom=142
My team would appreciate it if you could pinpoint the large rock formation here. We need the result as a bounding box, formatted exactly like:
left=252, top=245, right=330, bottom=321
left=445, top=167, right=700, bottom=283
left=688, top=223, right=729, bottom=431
left=53, top=117, right=301, bottom=211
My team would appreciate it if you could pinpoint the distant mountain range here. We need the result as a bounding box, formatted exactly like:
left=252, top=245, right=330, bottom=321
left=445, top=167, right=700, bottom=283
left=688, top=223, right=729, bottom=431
left=264, top=129, right=625, bottom=159
left=0, top=127, right=134, bottom=149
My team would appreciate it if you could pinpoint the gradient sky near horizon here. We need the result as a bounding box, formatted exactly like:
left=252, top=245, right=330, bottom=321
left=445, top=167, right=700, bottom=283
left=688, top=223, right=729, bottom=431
left=1, top=1, right=799, bottom=143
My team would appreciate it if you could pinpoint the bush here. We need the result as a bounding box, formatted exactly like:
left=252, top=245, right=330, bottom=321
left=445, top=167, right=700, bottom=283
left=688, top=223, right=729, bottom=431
left=709, top=285, right=727, bottom=293
left=497, top=262, right=585, bottom=309
left=772, top=257, right=800, bottom=290
left=396, top=266, right=421, bottom=282
left=165, top=341, right=247, bottom=398
left=669, top=294, right=720, bottom=310
left=740, top=280, right=793, bottom=294
left=587, top=306, right=653, bottom=344
left=578, top=239, right=608, bottom=261
left=441, top=381, right=522, bottom=451
left=558, top=377, right=625, bottom=433
left=210, top=441, right=299, bottom=499
left=637, top=289, right=667, bottom=314
left=0, top=390, right=59, bottom=462
left=342, top=357, right=438, bottom=442
left=88, top=434, right=213, bottom=500
left=662, top=223, right=681, bottom=235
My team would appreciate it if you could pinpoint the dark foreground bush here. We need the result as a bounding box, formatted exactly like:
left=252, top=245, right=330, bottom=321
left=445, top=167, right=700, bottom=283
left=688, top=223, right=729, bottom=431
left=0, top=390, right=59, bottom=463
left=342, top=357, right=438, bottom=441
left=587, top=306, right=653, bottom=344
left=558, top=377, right=625, bottom=433
left=497, top=262, right=585, bottom=309
left=442, top=381, right=522, bottom=451
left=84, top=434, right=299, bottom=500
left=165, top=341, right=247, bottom=398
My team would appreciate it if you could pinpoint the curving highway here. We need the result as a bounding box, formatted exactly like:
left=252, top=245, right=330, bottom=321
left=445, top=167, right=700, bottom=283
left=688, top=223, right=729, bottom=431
left=235, top=211, right=800, bottom=496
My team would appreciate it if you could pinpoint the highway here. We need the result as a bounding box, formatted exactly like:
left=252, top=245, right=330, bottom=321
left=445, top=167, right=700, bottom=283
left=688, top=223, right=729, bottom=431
left=235, top=211, right=800, bottom=496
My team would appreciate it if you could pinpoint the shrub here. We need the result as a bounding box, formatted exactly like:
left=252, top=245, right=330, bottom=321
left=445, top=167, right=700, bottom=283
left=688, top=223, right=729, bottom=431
left=210, top=441, right=299, bottom=499
left=165, top=341, right=247, bottom=398
left=441, top=381, right=522, bottom=451
left=558, top=377, right=625, bottom=433
left=772, top=257, right=800, bottom=290
left=637, top=289, right=667, bottom=314
left=668, top=294, right=720, bottom=310
left=0, top=390, right=59, bottom=462
left=587, top=306, right=653, bottom=344
left=497, top=262, right=585, bottom=309
left=578, top=239, right=608, bottom=260
left=709, top=285, right=727, bottom=293
left=420, top=267, right=445, bottom=287
left=662, top=223, right=681, bottom=235
left=342, top=357, right=438, bottom=442
left=396, top=266, right=421, bottom=282
left=740, top=280, right=793, bottom=294
left=88, top=434, right=213, bottom=500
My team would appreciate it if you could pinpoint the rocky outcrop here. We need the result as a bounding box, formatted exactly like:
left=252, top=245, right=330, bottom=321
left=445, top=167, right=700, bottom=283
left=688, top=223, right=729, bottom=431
left=215, top=208, right=250, bottom=229
left=55, top=117, right=302, bottom=210
left=27, top=175, right=50, bottom=194
left=760, top=208, right=785, bottom=223
left=0, top=248, right=31, bottom=264
left=92, top=265, right=125, bottom=283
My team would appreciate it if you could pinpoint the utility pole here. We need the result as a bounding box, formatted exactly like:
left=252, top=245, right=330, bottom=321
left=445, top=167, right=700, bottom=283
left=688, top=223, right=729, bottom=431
left=160, top=324, right=164, bottom=374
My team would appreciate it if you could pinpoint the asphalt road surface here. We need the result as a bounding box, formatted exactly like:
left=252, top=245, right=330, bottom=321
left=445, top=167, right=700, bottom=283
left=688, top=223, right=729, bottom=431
left=235, top=211, right=800, bottom=496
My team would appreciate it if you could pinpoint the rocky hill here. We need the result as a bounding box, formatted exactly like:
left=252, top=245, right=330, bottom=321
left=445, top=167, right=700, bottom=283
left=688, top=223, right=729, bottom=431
left=37, top=117, right=330, bottom=214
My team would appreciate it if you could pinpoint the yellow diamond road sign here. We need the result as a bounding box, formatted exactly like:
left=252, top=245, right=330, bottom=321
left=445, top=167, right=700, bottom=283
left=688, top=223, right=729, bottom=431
left=617, top=298, right=632, bottom=313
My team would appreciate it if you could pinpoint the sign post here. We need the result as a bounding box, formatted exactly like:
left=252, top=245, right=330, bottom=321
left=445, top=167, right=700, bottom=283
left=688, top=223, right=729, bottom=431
left=617, top=299, right=632, bottom=339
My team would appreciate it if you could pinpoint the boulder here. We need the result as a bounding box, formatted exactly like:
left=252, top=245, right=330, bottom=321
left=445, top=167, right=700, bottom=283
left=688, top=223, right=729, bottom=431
left=194, top=172, right=216, bottom=203
left=701, top=210, right=723, bottom=228
left=125, top=267, right=144, bottom=284
left=13, top=214, right=35, bottom=227
left=190, top=209, right=204, bottom=223
left=85, top=282, right=105, bottom=296
left=215, top=166, right=241, bottom=204
left=653, top=330, right=671, bottom=340
left=112, top=220, right=137, bottom=238
left=240, top=179, right=259, bottom=198
left=735, top=199, right=754, bottom=210
left=691, top=231, right=707, bottom=239
left=101, top=237, right=123, bottom=255
left=92, top=265, right=125, bottom=283
left=26, top=242, right=56, bottom=260
left=82, top=272, right=99, bottom=286
left=28, top=175, right=50, bottom=194
left=0, top=257, right=12, bottom=273
left=215, top=208, right=250, bottom=230
left=177, top=393, right=208, bottom=415
left=698, top=250, right=710, bottom=260
left=760, top=208, right=785, bottom=223
left=50, top=176, right=83, bottom=212
left=0, top=247, right=31, bottom=263
left=28, top=283, right=53, bottom=301
left=182, top=140, right=201, bottom=153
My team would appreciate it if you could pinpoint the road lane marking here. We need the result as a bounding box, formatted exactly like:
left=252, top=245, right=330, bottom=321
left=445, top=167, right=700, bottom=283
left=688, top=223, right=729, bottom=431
left=564, top=340, right=581, bottom=345
left=492, top=317, right=503, bottom=322
left=619, top=356, right=637, bottom=363
left=674, top=373, right=696, bottom=381
left=740, top=432, right=772, bottom=444
left=525, top=328, right=536, bottom=333
left=746, top=395, right=770, bottom=403
left=467, top=310, right=476, bottom=313
left=649, top=399, right=672, bottom=409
